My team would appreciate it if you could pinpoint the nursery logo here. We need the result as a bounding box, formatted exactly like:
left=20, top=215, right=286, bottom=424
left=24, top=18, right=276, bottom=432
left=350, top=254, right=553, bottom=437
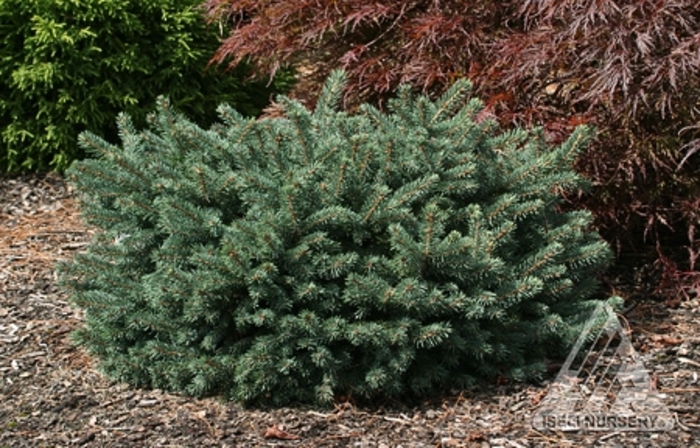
left=532, top=303, right=674, bottom=432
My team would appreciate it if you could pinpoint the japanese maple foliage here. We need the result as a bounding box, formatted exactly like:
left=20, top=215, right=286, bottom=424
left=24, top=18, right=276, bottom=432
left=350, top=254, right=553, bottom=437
left=204, top=0, right=700, bottom=296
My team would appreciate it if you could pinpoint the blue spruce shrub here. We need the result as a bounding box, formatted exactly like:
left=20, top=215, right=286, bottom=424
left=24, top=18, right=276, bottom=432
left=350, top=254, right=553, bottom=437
left=60, top=70, right=616, bottom=406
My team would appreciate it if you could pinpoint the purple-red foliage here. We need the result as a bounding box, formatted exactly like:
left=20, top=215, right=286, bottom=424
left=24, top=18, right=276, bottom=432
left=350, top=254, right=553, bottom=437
left=204, top=0, right=700, bottom=297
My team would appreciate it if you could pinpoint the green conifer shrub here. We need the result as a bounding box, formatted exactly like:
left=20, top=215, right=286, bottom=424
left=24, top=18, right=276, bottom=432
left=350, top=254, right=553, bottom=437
left=0, top=0, right=291, bottom=173
left=60, top=70, right=616, bottom=406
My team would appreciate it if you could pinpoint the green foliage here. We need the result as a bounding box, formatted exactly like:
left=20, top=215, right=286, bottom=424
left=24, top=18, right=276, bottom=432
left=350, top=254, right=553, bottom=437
left=0, top=0, right=292, bottom=173
left=61, top=70, right=614, bottom=406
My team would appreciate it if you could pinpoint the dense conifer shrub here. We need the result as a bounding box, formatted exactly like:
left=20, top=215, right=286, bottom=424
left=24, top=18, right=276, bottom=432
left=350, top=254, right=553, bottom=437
left=0, top=0, right=290, bottom=173
left=61, top=71, right=615, bottom=406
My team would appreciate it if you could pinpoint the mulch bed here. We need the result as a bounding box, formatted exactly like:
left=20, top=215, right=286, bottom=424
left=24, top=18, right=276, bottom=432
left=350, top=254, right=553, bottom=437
left=1, top=172, right=699, bottom=447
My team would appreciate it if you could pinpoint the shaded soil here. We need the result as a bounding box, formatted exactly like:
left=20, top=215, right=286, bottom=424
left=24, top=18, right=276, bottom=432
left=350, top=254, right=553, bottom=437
left=1, top=173, right=699, bottom=447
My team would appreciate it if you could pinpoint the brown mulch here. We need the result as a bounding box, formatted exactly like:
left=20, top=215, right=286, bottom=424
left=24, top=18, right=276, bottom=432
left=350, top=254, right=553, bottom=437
left=1, top=172, right=699, bottom=447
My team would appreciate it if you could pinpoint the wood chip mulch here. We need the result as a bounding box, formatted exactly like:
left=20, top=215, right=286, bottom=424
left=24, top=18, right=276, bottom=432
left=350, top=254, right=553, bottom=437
left=1, top=172, right=699, bottom=447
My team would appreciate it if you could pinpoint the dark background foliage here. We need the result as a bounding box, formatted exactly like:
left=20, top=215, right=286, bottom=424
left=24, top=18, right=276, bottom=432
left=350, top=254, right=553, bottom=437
left=0, top=0, right=292, bottom=173
left=204, top=0, right=700, bottom=299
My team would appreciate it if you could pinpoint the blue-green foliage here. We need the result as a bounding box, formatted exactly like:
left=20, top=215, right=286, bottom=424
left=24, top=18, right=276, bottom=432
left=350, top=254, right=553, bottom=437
left=61, top=71, right=616, bottom=406
left=0, top=0, right=292, bottom=173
